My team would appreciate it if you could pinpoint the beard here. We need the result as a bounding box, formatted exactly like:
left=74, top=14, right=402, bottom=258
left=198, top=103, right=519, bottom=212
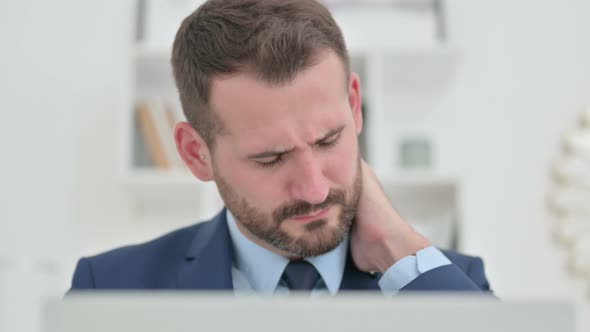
left=214, top=158, right=362, bottom=258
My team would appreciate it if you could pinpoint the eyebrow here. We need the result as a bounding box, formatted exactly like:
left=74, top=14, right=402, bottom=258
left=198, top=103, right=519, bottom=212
left=246, top=125, right=345, bottom=160
left=247, top=147, right=295, bottom=160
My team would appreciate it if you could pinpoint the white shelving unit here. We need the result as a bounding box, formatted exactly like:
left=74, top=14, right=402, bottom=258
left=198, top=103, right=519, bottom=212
left=121, top=3, right=464, bottom=249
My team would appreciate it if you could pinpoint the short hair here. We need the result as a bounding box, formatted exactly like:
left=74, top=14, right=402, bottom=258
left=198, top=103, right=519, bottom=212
left=171, top=0, right=350, bottom=148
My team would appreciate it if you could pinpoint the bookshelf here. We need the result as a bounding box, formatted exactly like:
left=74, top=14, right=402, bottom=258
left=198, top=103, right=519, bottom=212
left=122, top=2, right=464, bottom=249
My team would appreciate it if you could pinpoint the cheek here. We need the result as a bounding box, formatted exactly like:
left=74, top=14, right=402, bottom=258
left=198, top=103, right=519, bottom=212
left=217, top=159, right=286, bottom=208
left=323, top=134, right=359, bottom=185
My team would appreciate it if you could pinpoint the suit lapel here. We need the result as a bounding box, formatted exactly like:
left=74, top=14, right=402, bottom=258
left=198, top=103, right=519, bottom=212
left=176, top=209, right=235, bottom=290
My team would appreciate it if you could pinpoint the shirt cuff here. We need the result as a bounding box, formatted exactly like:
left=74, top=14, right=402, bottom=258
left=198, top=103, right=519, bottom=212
left=378, top=246, right=451, bottom=296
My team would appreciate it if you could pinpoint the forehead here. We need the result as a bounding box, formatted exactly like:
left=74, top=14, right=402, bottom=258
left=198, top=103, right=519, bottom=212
left=209, top=52, right=349, bottom=151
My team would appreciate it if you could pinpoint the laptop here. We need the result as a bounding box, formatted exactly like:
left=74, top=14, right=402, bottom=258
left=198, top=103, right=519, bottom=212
left=43, top=292, right=574, bottom=332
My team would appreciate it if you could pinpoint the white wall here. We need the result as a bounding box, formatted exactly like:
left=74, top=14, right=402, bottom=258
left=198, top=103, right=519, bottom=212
left=443, top=0, right=590, bottom=326
left=0, top=0, right=137, bottom=273
left=443, top=0, right=590, bottom=297
left=0, top=0, right=589, bottom=330
left=0, top=1, right=135, bottom=331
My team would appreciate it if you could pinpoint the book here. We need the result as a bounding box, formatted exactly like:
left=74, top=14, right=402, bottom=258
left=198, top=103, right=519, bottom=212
left=135, top=102, right=171, bottom=169
left=148, top=98, right=186, bottom=170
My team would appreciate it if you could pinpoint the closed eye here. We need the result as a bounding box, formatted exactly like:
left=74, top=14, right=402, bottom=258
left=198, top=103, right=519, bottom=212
left=317, top=131, right=342, bottom=148
left=254, top=154, right=285, bottom=168
left=251, top=126, right=344, bottom=169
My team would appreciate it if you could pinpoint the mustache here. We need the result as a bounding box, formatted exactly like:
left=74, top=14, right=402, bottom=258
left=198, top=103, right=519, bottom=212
left=272, top=189, right=346, bottom=223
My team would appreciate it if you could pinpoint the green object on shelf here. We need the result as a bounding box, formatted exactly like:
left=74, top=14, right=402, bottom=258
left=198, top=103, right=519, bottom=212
left=399, top=138, right=432, bottom=169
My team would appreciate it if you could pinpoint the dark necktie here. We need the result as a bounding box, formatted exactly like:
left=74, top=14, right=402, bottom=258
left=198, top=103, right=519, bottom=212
left=282, top=260, right=321, bottom=291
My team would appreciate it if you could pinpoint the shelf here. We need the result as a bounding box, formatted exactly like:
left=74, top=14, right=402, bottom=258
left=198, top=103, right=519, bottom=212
left=125, top=168, right=456, bottom=191
left=132, top=42, right=458, bottom=98
left=122, top=169, right=223, bottom=218
left=135, top=4, right=442, bottom=58
left=123, top=168, right=457, bottom=208
left=332, top=6, right=438, bottom=52
left=124, top=169, right=200, bottom=201
left=122, top=168, right=457, bottom=204
left=381, top=173, right=460, bottom=249
left=125, top=168, right=194, bottom=185
left=123, top=6, right=463, bottom=249
left=134, top=43, right=457, bottom=68
left=122, top=168, right=459, bottom=247
left=380, top=173, right=459, bottom=219
left=381, top=171, right=457, bottom=188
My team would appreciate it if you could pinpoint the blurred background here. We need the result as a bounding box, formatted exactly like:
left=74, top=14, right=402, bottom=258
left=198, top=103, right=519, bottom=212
left=1, top=0, right=589, bottom=331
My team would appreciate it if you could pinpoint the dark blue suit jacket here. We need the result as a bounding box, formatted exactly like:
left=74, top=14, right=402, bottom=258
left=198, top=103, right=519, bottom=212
left=70, top=209, right=491, bottom=292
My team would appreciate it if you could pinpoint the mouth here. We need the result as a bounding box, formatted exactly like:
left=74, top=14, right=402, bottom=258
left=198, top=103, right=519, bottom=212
left=291, top=206, right=332, bottom=223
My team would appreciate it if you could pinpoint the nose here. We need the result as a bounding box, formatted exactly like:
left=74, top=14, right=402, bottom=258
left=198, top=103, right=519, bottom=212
left=288, top=152, right=329, bottom=204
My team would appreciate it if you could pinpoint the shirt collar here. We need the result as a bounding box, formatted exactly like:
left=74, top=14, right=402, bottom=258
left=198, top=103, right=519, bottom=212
left=226, top=209, right=348, bottom=295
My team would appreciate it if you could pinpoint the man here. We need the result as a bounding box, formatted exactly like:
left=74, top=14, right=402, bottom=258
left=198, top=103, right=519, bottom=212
left=70, top=0, right=490, bottom=295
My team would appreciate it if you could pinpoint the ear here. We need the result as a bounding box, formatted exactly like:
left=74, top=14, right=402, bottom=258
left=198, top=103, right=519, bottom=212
left=348, top=72, right=363, bottom=135
left=174, top=122, right=214, bottom=181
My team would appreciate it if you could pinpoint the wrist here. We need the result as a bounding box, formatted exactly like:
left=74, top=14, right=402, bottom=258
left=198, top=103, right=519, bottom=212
left=377, top=233, right=431, bottom=273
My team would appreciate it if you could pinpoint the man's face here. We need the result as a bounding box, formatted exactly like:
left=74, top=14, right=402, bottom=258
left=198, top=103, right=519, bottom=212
left=208, top=51, right=363, bottom=258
